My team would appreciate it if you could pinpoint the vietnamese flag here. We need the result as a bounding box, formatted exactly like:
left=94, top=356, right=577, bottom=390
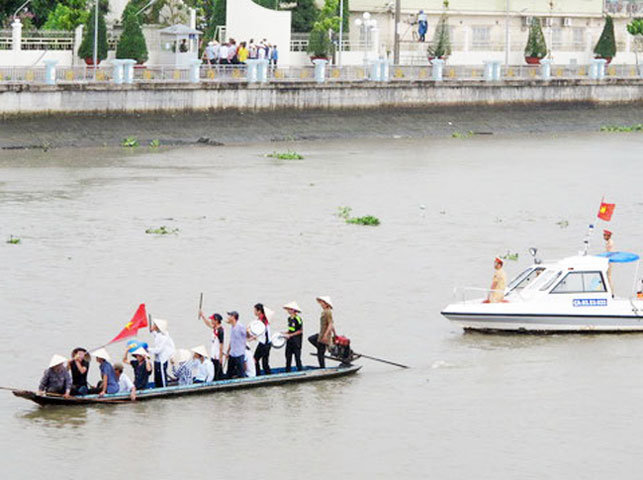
left=107, top=304, right=148, bottom=345
left=597, top=201, right=615, bottom=221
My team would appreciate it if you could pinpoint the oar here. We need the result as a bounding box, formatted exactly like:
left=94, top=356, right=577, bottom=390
left=0, top=386, right=22, bottom=391
left=356, top=353, right=410, bottom=369
left=198, top=292, right=203, bottom=319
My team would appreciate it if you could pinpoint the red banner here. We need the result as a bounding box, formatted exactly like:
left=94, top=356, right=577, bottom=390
left=107, top=304, right=148, bottom=345
left=597, top=202, right=615, bottom=221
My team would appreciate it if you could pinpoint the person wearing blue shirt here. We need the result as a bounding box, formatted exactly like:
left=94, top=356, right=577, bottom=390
left=225, top=311, right=248, bottom=378
left=93, top=348, right=119, bottom=396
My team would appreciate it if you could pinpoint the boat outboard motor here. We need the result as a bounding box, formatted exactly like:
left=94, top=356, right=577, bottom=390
left=329, top=336, right=355, bottom=364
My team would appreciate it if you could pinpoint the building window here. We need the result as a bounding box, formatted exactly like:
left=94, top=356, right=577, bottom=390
left=551, top=28, right=563, bottom=49
left=471, top=26, right=490, bottom=50
left=572, top=27, right=585, bottom=46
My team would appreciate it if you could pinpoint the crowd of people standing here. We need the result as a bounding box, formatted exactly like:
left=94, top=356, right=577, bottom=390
left=38, top=296, right=336, bottom=399
left=202, top=38, right=279, bottom=66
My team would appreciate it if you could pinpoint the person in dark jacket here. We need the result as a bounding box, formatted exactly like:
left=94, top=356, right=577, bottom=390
left=38, top=354, right=72, bottom=397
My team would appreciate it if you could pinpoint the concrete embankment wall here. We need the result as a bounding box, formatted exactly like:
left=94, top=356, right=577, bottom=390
left=1, top=79, right=642, bottom=117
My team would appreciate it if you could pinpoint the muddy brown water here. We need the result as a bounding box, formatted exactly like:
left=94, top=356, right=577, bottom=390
left=1, top=112, right=643, bottom=478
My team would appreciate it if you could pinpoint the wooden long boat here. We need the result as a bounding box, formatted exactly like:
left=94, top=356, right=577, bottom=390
left=13, top=364, right=361, bottom=407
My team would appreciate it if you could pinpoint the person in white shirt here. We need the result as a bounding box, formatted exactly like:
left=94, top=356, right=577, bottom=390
left=199, top=310, right=225, bottom=380
left=244, top=347, right=256, bottom=378
left=114, top=363, right=136, bottom=401
left=190, top=345, right=214, bottom=383
left=149, top=318, right=176, bottom=388
left=219, top=43, right=229, bottom=64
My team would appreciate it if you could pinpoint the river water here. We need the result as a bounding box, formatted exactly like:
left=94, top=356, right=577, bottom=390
left=1, top=129, right=643, bottom=478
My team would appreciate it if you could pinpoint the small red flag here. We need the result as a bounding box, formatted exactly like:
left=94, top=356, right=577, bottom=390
left=597, top=202, right=615, bottom=221
left=107, top=304, right=148, bottom=344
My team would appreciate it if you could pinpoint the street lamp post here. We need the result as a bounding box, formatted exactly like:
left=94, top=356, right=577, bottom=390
left=393, top=0, right=401, bottom=64
left=355, top=12, right=377, bottom=66
left=93, top=0, right=98, bottom=79
left=339, top=0, right=344, bottom=66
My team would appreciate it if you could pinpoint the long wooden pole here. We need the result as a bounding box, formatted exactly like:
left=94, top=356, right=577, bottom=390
left=198, top=292, right=203, bottom=318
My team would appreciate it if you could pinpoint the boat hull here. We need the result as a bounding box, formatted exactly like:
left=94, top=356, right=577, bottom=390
left=13, top=364, right=361, bottom=407
left=443, top=311, right=643, bottom=333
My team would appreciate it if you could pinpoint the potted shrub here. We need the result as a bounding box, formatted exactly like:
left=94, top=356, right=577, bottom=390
left=78, top=3, right=108, bottom=65
left=524, top=17, right=547, bottom=64
left=307, top=24, right=332, bottom=61
left=427, top=13, right=452, bottom=62
left=116, top=4, right=148, bottom=65
left=594, top=15, right=617, bottom=64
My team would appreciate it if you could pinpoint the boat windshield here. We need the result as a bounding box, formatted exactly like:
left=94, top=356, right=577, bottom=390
left=508, top=267, right=546, bottom=292
left=538, top=270, right=563, bottom=291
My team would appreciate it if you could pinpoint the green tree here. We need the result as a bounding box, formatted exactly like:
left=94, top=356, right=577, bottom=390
left=210, top=0, right=226, bottom=38
left=306, top=0, right=340, bottom=58
left=42, top=0, right=88, bottom=30
left=340, top=0, right=349, bottom=33
left=122, top=0, right=164, bottom=24
left=427, top=14, right=451, bottom=59
left=291, top=0, right=319, bottom=32
left=626, top=17, right=642, bottom=64
left=78, top=2, right=108, bottom=62
left=594, top=15, right=616, bottom=59
left=116, top=4, right=148, bottom=63
left=253, top=0, right=278, bottom=9
left=524, top=17, right=547, bottom=59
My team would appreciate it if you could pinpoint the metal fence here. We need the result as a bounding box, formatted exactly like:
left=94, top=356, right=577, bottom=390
left=0, top=63, right=641, bottom=85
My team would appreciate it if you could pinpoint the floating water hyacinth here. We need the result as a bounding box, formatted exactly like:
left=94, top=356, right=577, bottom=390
left=6, top=235, right=21, bottom=244
left=336, top=206, right=381, bottom=227
left=121, top=136, right=139, bottom=147
left=145, top=226, right=179, bottom=235
left=501, top=251, right=519, bottom=261
left=266, top=151, right=304, bottom=160
left=600, top=124, right=643, bottom=133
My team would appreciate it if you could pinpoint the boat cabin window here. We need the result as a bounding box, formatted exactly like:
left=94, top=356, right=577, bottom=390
left=550, top=271, right=607, bottom=294
left=508, top=267, right=546, bottom=291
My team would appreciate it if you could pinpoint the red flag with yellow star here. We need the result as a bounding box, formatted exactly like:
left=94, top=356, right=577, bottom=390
left=107, top=304, right=148, bottom=344
left=597, top=201, right=615, bottom=221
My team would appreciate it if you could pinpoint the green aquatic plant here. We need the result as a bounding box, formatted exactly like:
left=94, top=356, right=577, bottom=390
left=6, top=235, right=21, bottom=244
left=346, top=215, right=380, bottom=226
left=501, top=251, right=519, bottom=261
left=121, top=136, right=139, bottom=147
left=145, top=226, right=179, bottom=235
left=149, top=139, right=161, bottom=148
left=336, top=206, right=380, bottom=226
left=600, top=124, right=643, bottom=132
left=267, top=151, right=304, bottom=160
left=451, top=131, right=474, bottom=139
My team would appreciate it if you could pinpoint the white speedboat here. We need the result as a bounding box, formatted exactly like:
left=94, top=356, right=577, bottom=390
left=441, top=251, right=643, bottom=333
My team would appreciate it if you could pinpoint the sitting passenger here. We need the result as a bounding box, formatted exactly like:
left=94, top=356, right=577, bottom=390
left=68, top=347, right=90, bottom=395
left=170, top=349, right=193, bottom=386
left=123, top=347, right=152, bottom=391
left=190, top=345, right=214, bottom=383
left=114, top=363, right=137, bottom=401
left=38, top=354, right=72, bottom=398
left=93, top=348, right=120, bottom=397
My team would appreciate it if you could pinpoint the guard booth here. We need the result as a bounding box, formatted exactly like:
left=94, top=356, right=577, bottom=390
left=159, top=24, right=202, bottom=66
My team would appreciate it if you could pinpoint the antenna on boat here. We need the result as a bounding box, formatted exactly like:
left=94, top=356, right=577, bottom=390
left=581, top=223, right=595, bottom=256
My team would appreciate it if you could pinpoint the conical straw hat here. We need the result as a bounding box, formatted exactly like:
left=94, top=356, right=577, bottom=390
left=93, top=348, right=111, bottom=362
left=283, top=301, right=301, bottom=312
left=48, top=354, right=67, bottom=368
left=191, top=345, right=209, bottom=359
left=316, top=296, right=333, bottom=308
left=131, top=347, right=148, bottom=357
left=153, top=318, right=169, bottom=334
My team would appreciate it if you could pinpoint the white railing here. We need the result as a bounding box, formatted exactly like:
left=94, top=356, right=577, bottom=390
left=0, top=62, right=640, bottom=84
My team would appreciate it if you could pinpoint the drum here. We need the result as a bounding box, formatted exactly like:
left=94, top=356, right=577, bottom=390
left=271, top=333, right=286, bottom=349
left=249, top=320, right=266, bottom=337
